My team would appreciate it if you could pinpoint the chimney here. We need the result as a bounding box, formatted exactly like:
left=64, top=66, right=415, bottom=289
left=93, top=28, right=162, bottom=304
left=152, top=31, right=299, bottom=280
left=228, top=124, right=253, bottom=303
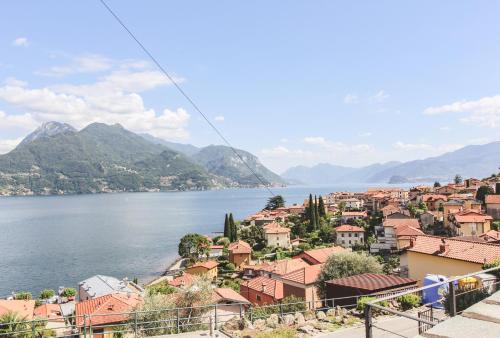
left=409, top=237, right=415, bottom=248
left=439, top=239, right=449, bottom=253
left=261, top=283, right=266, bottom=292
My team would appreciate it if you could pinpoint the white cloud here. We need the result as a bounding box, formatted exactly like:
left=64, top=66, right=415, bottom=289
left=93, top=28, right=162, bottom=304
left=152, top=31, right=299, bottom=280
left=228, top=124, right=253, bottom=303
left=214, top=115, right=225, bottom=122
left=423, top=94, right=500, bottom=128
left=0, top=111, right=38, bottom=130
left=370, top=90, right=389, bottom=103
left=393, top=141, right=462, bottom=153
left=343, top=93, right=358, bottom=104
left=13, top=37, right=29, bottom=47
left=0, top=138, right=22, bottom=154
left=0, top=63, right=190, bottom=139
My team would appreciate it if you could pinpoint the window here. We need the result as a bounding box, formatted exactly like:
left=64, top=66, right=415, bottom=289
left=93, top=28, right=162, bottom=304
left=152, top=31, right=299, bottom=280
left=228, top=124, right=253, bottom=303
left=349, top=233, right=352, bottom=237
left=256, top=295, right=261, bottom=301
left=341, top=233, right=344, bottom=237
left=355, top=233, right=358, bottom=237
left=349, top=240, right=351, bottom=244
left=342, top=240, right=345, bottom=244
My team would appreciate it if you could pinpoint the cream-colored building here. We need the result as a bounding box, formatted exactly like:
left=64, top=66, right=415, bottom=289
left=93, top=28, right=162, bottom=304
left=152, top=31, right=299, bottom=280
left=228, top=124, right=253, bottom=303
left=335, top=224, right=365, bottom=248
left=264, top=223, right=291, bottom=248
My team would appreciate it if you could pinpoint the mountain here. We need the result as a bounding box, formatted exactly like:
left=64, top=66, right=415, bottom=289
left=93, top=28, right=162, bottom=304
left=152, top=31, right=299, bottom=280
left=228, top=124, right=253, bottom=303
left=140, top=133, right=200, bottom=156
left=20, top=121, right=76, bottom=146
left=282, top=142, right=500, bottom=184
left=191, top=145, right=286, bottom=187
left=282, top=162, right=401, bottom=184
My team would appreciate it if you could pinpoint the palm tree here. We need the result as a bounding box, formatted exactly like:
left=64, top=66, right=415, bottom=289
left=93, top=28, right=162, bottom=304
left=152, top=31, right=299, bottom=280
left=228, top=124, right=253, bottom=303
left=0, top=312, right=29, bottom=337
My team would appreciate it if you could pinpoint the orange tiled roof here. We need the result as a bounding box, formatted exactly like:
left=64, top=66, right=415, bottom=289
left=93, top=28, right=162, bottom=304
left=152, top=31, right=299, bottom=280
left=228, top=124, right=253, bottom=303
left=422, top=194, right=448, bottom=202
left=454, top=210, right=493, bottom=223
left=228, top=240, right=252, bottom=254
left=281, top=264, right=323, bottom=285
left=212, top=288, right=250, bottom=304
left=258, top=258, right=310, bottom=276
left=0, top=300, right=35, bottom=320
left=336, top=225, right=364, bottom=232
left=299, top=246, right=346, bottom=264
left=394, top=225, right=425, bottom=237
left=242, top=276, right=283, bottom=300
left=486, top=195, right=500, bottom=204
left=405, top=235, right=500, bottom=264
left=168, top=273, right=196, bottom=288
left=480, top=230, right=500, bottom=241
left=34, top=304, right=63, bottom=321
left=264, top=225, right=290, bottom=234
left=383, top=218, right=420, bottom=229
left=75, top=293, right=141, bottom=327
left=341, top=211, right=367, bottom=217
left=190, top=260, right=218, bottom=270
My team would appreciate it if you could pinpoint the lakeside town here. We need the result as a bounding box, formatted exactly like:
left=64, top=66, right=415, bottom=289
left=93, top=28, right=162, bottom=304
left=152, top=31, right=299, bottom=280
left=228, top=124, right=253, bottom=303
left=2, top=173, right=500, bottom=337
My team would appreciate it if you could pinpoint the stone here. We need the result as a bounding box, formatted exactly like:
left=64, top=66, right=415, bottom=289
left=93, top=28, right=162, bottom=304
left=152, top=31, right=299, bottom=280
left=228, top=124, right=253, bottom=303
left=304, top=310, right=316, bottom=321
left=335, top=305, right=342, bottom=316
left=282, top=314, right=295, bottom=325
left=223, top=316, right=244, bottom=331
left=316, top=311, right=326, bottom=320
left=294, top=312, right=306, bottom=326
left=298, top=325, right=316, bottom=335
left=266, top=313, right=280, bottom=328
left=326, top=309, right=336, bottom=317
left=253, top=319, right=266, bottom=330
left=244, top=319, right=254, bottom=330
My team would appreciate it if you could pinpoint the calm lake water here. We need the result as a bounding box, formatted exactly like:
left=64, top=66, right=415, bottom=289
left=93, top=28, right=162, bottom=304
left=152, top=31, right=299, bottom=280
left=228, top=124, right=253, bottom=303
left=0, top=184, right=406, bottom=296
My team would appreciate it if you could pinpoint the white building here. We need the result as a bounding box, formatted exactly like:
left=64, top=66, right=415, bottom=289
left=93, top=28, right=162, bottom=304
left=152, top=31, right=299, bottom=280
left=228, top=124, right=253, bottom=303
left=264, top=222, right=291, bottom=248
left=335, top=225, right=365, bottom=248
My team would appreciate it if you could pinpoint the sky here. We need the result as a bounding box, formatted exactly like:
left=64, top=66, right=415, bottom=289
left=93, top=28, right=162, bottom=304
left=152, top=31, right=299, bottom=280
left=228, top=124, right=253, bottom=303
left=1, top=1, right=500, bottom=173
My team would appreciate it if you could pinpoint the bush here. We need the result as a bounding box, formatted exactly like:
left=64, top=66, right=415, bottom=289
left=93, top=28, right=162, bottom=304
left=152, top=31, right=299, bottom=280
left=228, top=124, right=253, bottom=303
left=225, top=263, right=236, bottom=271
left=15, top=291, right=32, bottom=300
left=444, top=287, right=489, bottom=314
left=147, top=282, right=176, bottom=296
left=60, top=288, right=76, bottom=298
left=483, top=260, right=500, bottom=279
left=39, top=289, right=55, bottom=300
left=257, top=328, right=297, bottom=338
left=397, top=294, right=421, bottom=311
left=357, top=297, right=388, bottom=313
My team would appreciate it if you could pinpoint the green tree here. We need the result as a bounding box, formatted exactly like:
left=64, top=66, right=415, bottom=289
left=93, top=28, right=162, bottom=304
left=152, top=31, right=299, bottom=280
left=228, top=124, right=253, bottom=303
left=318, top=196, right=326, bottom=217
left=434, top=181, right=441, bottom=188
left=476, top=185, right=494, bottom=204
left=223, top=214, right=230, bottom=238
left=39, top=289, right=55, bottom=300
left=146, top=282, right=176, bottom=296
left=418, top=201, right=428, bottom=212
left=317, top=252, right=383, bottom=297
left=318, top=225, right=335, bottom=243
left=0, top=312, right=29, bottom=337
left=454, top=174, right=463, bottom=184
left=314, top=196, right=320, bottom=228
left=229, top=213, right=237, bottom=241
left=240, top=225, right=265, bottom=250
left=265, top=195, right=285, bottom=210
left=178, top=233, right=210, bottom=259
left=407, top=203, right=417, bottom=217
left=15, top=292, right=32, bottom=300
left=306, top=194, right=314, bottom=221
left=60, top=288, right=76, bottom=298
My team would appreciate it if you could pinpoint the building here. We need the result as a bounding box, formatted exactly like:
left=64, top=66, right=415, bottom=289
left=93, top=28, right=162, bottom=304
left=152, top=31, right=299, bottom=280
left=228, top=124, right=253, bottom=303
left=78, top=275, right=143, bottom=301
left=209, top=288, right=251, bottom=320
left=479, top=230, right=500, bottom=243
left=75, top=293, right=141, bottom=337
left=294, top=246, right=346, bottom=265
left=208, top=245, right=224, bottom=258
left=421, top=194, right=448, bottom=211
left=420, top=211, right=435, bottom=229
left=264, top=222, right=291, bottom=248
left=34, top=304, right=66, bottom=334
left=281, top=264, right=323, bottom=308
left=343, top=198, right=364, bottom=210
left=450, top=210, right=493, bottom=236
left=372, top=218, right=423, bottom=252
left=0, top=300, right=35, bottom=319
left=335, top=225, right=365, bottom=248
left=228, top=240, right=252, bottom=269
left=257, top=258, right=310, bottom=280
left=486, top=195, right=500, bottom=220
left=400, top=235, right=500, bottom=283
left=325, top=273, right=417, bottom=307
left=185, top=260, right=218, bottom=280
left=240, top=276, right=283, bottom=305
left=168, top=272, right=196, bottom=289
left=340, top=211, right=368, bottom=223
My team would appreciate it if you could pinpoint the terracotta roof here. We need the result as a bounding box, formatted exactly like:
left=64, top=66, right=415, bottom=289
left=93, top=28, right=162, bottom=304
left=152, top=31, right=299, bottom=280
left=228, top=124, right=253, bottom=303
left=341, top=211, right=367, bottom=217
left=263, top=222, right=281, bottom=229
left=336, top=225, right=364, bottom=233
left=75, top=293, right=141, bottom=327
left=190, top=260, right=218, bottom=270
left=486, top=195, right=500, bottom=204
left=480, top=230, right=500, bottom=241
left=259, top=258, right=310, bottom=276
left=383, top=218, right=420, bottom=229
left=405, top=235, right=500, bottom=264
left=281, top=264, right=323, bottom=285
left=265, top=225, right=290, bottom=234
left=326, top=273, right=417, bottom=291
left=298, top=246, right=346, bottom=264
left=454, top=210, right=493, bottom=223
left=168, top=273, right=196, bottom=288
left=34, top=304, right=63, bottom=321
left=0, top=300, right=35, bottom=320
left=395, top=225, right=425, bottom=237
left=210, top=245, right=224, bottom=249
left=228, top=240, right=252, bottom=254
left=212, top=288, right=250, bottom=304
left=422, top=194, right=448, bottom=202
left=242, top=276, right=283, bottom=300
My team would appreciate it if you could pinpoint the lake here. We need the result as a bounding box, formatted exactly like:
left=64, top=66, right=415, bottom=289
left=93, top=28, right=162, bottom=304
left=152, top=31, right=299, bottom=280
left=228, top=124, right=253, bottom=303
left=0, top=184, right=404, bottom=297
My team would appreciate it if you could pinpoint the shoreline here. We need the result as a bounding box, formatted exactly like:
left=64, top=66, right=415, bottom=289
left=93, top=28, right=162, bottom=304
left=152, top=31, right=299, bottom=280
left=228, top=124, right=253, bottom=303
left=144, top=256, right=187, bottom=287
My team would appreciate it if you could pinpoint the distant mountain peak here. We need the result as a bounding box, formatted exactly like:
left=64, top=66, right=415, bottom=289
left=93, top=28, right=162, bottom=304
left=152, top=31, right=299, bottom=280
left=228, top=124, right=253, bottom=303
left=20, top=121, right=76, bottom=146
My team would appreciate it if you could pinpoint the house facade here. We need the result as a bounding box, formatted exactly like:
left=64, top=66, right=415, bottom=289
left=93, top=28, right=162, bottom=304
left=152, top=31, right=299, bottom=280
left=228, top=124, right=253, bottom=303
left=335, top=225, right=365, bottom=248
left=450, top=210, right=493, bottom=236
left=240, top=276, right=283, bottom=305
left=264, top=223, right=291, bottom=248
left=185, top=261, right=218, bottom=280
left=486, top=195, right=500, bottom=220
left=281, top=265, right=323, bottom=308
left=228, top=240, right=252, bottom=269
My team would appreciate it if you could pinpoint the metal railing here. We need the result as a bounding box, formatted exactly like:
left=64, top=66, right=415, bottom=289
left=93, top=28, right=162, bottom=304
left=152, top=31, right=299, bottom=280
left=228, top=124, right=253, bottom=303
left=364, top=266, right=500, bottom=338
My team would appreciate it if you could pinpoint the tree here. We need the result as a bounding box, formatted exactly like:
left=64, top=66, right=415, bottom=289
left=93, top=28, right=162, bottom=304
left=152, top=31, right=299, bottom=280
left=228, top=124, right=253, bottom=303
left=15, top=292, right=32, bottom=300
left=240, top=225, right=265, bottom=250
left=434, top=181, right=441, bottom=188
left=496, top=183, right=500, bottom=194
left=39, top=289, right=55, bottom=300
left=264, top=195, right=285, bottom=210
left=476, top=185, right=494, bottom=204
left=418, top=201, right=428, bottom=212
left=223, top=214, right=230, bottom=238
left=454, top=174, right=463, bottom=184
left=318, top=225, right=335, bottom=243
left=229, top=213, right=237, bottom=241
left=317, top=252, right=383, bottom=297
left=178, top=233, right=210, bottom=259
left=318, top=196, right=326, bottom=217
left=306, top=194, right=314, bottom=220
left=0, top=312, right=29, bottom=337
left=314, top=196, right=320, bottom=228
left=407, top=203, right=417, bottom=217
left=60, top=288, right=76, bottom=298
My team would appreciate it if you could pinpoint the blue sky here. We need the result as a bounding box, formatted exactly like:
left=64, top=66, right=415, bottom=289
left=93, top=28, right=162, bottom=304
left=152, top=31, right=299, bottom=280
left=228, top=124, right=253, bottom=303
left=1, top=1, right=500, bottom=173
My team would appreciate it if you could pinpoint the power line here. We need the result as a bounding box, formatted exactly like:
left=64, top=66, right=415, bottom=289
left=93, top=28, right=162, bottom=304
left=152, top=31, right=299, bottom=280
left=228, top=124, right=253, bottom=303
left=98, top=0, right=275, bottom=196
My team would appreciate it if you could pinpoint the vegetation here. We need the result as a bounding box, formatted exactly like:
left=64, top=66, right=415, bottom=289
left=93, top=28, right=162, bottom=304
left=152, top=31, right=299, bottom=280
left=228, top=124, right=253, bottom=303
left=317, top=252, right=383, bottom=297
left=264, top=195, right=285, bottom=210
left=256, top=328, right=297, bottom=338
left=240, top=225, right=265, bottom=250
left=482, top=259, right=500, bottom=278
left=397, top=294, right=421, bottom=311
left=60, top=288, right=76, bottom=298
left=434, top=181, right=441, bottom=188
left=178, top=233, right=210, bottom=260
left=356, top=297, right=388, bottom=313
left=39, top=289, right=55, bottom=300
left=15, top=292, right=32, bottom=300
left=476, top=185, right=494, bottom=204
left=454, top=174, right=463, bottom=184
left=444, top=287, right=489, bottom=314
left=146, top=282, right=176, bottom=296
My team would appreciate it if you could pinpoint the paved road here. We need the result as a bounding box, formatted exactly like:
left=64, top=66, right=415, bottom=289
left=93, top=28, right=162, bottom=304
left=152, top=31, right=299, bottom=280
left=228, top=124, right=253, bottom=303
left=319, top=316, right=421, bottom=338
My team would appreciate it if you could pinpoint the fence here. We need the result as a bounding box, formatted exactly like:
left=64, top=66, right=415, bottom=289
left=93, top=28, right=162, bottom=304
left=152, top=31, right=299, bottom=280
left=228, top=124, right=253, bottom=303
left=364, top=266, right=500, bottom=338
left=0, top=290, right=398, bottom=338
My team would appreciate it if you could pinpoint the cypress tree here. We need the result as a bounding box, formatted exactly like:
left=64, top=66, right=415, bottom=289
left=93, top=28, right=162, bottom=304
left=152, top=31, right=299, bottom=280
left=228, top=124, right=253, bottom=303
left=314, top=195, right=320, bottom=229
left=229, top=213, right=237, bottom=241
left=318, top=196, right=326, bottom=217
left=224, top=214, right=230, bottom=238
left=308, top=194, right=314, bottom=219
left=310, top=204, right=317, bottom=232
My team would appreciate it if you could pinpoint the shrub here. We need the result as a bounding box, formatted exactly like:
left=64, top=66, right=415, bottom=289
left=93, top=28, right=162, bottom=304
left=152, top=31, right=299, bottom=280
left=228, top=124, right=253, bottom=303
left=356, top=296, right=388, bottom=313
left=147, top=282, right=176, bottom=296
left=444, top=287, right=489, bottom=314
left=225, top=263, right=236, bottom=271
left=281, top=295, right=306, bottom=314
left=60, top=288, right=76, bottom=298
left=257, top=328, right=297, bottom=338
left=39, top=289, right=55, bottom=300
left=15, top=291, right=32, bottom=300
left=482, top=260, right=500, bottom=279
left=397, top=294, right=421, bottom=311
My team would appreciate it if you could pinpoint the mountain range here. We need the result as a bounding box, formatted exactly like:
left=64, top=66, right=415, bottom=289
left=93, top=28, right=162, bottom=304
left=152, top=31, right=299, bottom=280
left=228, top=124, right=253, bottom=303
left=0, top=122, right=284, bottom=195
left=282, top=142, right=500, bottom=184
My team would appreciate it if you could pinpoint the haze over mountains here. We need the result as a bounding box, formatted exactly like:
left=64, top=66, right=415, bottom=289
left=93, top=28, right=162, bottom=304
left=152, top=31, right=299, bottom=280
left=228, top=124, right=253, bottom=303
left=0, top=122, right=284, bottom=195
left=283, top=142, right=500, bottom=184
